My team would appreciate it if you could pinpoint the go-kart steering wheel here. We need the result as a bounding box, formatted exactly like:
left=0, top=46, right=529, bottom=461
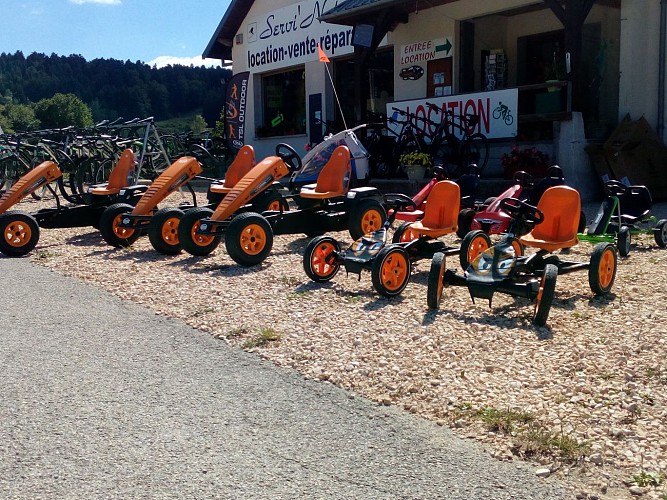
left=500, top=197, right=544, bottom=225
left=383, top=193, right=418, bottom=212
left=513, top=170, right=535, bottom=187
left=276, top=143, right=302, bottom=172
left=604, top=180, right=627, bottom=197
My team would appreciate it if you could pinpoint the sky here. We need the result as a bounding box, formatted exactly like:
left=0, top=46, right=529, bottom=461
left=0, top=0, right=232, bottom=67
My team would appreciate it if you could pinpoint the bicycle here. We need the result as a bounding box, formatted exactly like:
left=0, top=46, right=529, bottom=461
left=423, top=102, right=489, bottom=178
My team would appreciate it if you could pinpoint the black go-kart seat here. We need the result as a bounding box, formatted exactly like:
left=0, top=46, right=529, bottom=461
left=525, top=165, right=565, bottom=206
left=456, top=164, right=480, bottom=209
left=615, top=185, right=653, bottom=225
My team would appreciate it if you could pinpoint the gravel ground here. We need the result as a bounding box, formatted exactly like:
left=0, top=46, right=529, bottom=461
left=16, top=189, right=667, bottom=499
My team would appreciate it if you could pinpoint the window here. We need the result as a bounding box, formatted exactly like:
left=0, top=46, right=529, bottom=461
left=257, top=67, right=306, bottom=138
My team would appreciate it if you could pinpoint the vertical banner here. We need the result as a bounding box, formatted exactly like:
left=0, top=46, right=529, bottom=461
left=225, top=71, right=250, bottom=151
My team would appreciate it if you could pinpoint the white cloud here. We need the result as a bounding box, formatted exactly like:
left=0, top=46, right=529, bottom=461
left=69, top=0, right=122, bottom=5
left=147, top=55, right=223, bottom=69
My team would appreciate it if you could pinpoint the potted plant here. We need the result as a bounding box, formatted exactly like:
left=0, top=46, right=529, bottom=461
left=544, top=53, right=565, bottom=92
left=399, top=151, right=432, bottom=180
left=501, top=145, right=551, bottom=179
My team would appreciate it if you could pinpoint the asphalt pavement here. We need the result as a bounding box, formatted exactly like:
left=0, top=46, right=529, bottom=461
left=0, top=257, right=567, bottom=499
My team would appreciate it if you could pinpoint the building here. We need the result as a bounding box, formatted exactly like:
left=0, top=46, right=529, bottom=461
left=205, top=0, right=667, bottom=200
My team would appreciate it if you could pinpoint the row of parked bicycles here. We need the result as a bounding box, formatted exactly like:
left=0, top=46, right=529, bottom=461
left=0, top=117, right=229, bottom=203
left=2, top=121, right=665, bottom=327
left=362, top=103, right=490, bottom=179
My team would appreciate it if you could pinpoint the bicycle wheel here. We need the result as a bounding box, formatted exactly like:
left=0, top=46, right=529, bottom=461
left=461, top=133, right=489, bottom=175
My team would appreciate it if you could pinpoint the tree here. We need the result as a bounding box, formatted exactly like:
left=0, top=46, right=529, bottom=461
left=7, top=103, right=40, bottom=131
left=34, top=92, right=93, bottom=128
left=190, top=114, right=207, bottom=135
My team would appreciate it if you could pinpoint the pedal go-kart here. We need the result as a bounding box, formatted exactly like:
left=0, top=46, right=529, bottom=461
left=303, top=180, right=470, bottom=297
left=0, top=150, right=147, bottom=257
left=578, top=180, right=667, bottom=257
left=99, top=155, right=203, bottom=249
left=192, top=144, right=386, bottom=267
left=427, top=186, right=618, bottom=326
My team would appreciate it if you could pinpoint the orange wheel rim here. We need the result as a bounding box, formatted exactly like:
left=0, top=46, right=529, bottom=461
left=4, top=221, right=31, bottom=247
left=399, top=227, right=417, bottom=243
left=161, top=217, right=180, bottom=245
left=468, top=235, right=489, bottom=263
left=535, top=273, right=546, bottom=316
left=239, top=224, right=266, bottom=255
left=598, top=248, right=615, bottom=288
left=381, top=252, right=409, bottom=291
left=361, top=209, right=383, bottom=234
left=191, top=220, right=215, bottom=246
left=267, top=200, right=282, bottom=211
left=311, top=241, right=336, bottom=277
left=511, top=239, right=523, bottom=257
left=112, top=214, right=135, bottom=239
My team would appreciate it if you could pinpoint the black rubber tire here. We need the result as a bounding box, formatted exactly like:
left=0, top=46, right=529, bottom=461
left=371, top=245, right=412, bottom=297
left=578, top=210, right=587, bottom=234
left=392, top=221, right=418, bottom=243
left=178, top=207, right=221, bottom=256
left=0, top=211, right=40, bottom=257
left=456, top=208, right=476, bottom=238
left=427, top=252, right=447, bottom=309
left=253, top=190, right=289, bottom=213
left=533, top=263, right=558, bottom=326
left=617, top=225, right=631, bottom=257
left=348, top=198, right=387, bottom=240
left=99, top=202, right=138, bottom=248
left=654, top=219, right=667, bottom=247
left=225, top=212, right=274, bottom=267
left=589, top=243, right=618, bottom=295
left=303, top=236, right=341, bottom=282
left=462, top=133, right=489, bottom=174
left=459, top=229, right=492, bottom=270
left=148, top=207, right=184, bottom=255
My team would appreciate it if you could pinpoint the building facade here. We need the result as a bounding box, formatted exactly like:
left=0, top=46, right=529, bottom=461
left=205, top=0, right=666, bottom=200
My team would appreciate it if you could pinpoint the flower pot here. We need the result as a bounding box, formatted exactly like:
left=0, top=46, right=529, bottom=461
left=403, top=164, right=427, bottom=181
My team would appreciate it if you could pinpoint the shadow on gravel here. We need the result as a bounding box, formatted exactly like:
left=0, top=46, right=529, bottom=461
left=65, top=230, right=104, bottom=247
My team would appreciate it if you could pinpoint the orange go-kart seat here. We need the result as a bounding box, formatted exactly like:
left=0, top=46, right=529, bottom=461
left=91, top=148, right=136, bottom=195
left=407, top=180, right=460, bottom=238
left=209, top=145, right=256, bottom=195
left=300, top=145, right=351, bottom=199
left=520, top=185, right=580, bottom=252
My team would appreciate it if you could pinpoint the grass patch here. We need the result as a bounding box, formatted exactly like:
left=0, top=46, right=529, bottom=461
left=192, top=306, right=215, bottom=317
left=33, top=250, right=55, bottom=260
left=287, top=290, right=311, bottom=300
left=225, top=326, right=249, bottom=339
left=631, top=470, right=664, bottom=488
left=280, top=275, right=300, bottom=287
left=517, top=427, right=590, bottom=463
left=476, top=406, right=535, bottom=433
left=242, top=327, right=282, bottom=349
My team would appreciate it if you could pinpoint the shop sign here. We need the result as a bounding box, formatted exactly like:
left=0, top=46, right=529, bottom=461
left=386, top=89, right=518, bottom=140
left=245, top=0, right=354, bottom=72
left=399, top=37, right=453, bottom=66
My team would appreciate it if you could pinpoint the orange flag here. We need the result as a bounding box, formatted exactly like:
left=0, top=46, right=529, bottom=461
left=317, top=43, right=330, bottom=63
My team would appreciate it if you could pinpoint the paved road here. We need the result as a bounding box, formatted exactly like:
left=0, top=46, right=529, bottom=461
left=0, top=258, right=566, bottom=499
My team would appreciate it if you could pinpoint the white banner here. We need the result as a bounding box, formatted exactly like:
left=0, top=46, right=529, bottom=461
left=246, top=0, right=353, bottom=72
left=386, top=89, right=518, bottom=140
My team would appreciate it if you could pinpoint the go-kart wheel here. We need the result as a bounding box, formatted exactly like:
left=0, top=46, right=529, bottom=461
left=371, top=245, right=412, bottom=297
left=456, top=208, right=476, bottom=239
left=275, top=143, right=302, bottom=172
left=99, top=202, right=139, bottom=248
left=253, top=190, right=289, bottom=213
left=459, top=230, right=491, bottom=270
left=578, top=210, right=587, bottom=234
left=349, top=199, right=387, bottom=240
left=509, top=237, right=524, bottom=258
left=533, top=263, right=558, bottom=326
left=589, top=243, right=617, bottom=295
left=225, top=212, right=274, bottom=267
left=654, top=219, right=667, bottom=247
left=303, top=236, right=341, bottom=282
left=0, top=211, right=40, bottom=257
left=617, top=226, right=631, bottom=257
left=149, top=207, right=184, bottom=255
left=178, top=207, right=221, bottom=256
left=392, top=221, right=418, bottom=243
left=427, top=252, right=447, bottom=309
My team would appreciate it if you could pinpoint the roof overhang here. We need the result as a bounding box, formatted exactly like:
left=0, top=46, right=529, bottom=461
left=319, top=0, right=459, bottom=26
left=203, top=0, right=252, bottom=61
